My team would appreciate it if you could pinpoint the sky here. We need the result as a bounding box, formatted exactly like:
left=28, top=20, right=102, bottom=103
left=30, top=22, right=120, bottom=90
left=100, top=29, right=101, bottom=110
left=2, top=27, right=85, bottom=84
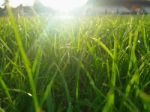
left=0, top=0, right=89, bottom=9
left=0, top=0, right=88, bottom=7
left=0, top=0, right=150, bottom=7
left=0, top=0, right=35, bottom=7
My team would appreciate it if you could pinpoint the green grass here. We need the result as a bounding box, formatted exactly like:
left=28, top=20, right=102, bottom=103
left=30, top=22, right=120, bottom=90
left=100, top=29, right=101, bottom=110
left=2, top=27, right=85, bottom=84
left=0, top=15, right=150, bottom=112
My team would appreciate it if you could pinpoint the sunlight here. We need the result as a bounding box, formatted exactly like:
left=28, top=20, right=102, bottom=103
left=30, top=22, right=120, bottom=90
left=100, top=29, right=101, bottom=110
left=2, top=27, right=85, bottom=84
left=1, top=0, right=34, bottom=7
left=9, top=0, right=22, bottom=7
left=40, top=0, right=88, bottom=12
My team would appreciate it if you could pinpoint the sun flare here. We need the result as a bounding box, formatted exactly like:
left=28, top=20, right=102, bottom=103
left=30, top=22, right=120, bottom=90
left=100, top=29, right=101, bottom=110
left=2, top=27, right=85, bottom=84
left=40, top=0, right=88, bottom=11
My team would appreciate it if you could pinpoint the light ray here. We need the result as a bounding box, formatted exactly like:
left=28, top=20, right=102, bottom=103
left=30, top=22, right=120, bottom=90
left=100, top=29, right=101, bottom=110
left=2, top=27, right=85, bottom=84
left=40, top=0, right=88, bottom=12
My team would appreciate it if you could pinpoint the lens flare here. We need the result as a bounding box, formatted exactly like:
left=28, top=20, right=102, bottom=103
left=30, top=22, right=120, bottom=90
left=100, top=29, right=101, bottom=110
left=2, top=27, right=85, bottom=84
left=40, top=0, right=88, bottom=11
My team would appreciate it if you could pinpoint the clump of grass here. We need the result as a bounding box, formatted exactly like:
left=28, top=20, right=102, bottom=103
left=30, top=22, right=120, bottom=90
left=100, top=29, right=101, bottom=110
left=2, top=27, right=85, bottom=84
left=0, top=15, right=150, bottom=112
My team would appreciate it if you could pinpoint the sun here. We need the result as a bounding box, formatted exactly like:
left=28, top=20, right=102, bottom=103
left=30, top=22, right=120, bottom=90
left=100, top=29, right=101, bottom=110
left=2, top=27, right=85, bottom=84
left=40, top=0, right=88, bottom=12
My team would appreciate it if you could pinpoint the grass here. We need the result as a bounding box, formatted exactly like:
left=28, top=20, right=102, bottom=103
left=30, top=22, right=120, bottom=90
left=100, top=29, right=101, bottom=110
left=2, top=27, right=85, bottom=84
left=0, top=15, right=150, bottom=112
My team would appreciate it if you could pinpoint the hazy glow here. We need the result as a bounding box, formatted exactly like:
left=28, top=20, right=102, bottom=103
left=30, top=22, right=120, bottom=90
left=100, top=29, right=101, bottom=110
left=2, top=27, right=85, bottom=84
left=22, top=0, right=34, bottom=6
left=9, top=0, right=22, bottom=7
left=40, top=0, right=88, bottom=11
left=0, top=0, right=87, bottom=10
left=0, top=0, right=34, bottom=7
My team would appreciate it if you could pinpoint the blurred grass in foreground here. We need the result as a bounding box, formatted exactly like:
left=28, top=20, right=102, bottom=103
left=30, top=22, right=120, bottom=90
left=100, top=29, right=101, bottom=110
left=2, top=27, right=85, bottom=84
left=0, top=15, right=150, bottom=112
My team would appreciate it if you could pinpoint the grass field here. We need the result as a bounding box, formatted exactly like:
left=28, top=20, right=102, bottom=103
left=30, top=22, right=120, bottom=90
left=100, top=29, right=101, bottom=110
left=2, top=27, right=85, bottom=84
left=0, top=15, right=150, bottom=112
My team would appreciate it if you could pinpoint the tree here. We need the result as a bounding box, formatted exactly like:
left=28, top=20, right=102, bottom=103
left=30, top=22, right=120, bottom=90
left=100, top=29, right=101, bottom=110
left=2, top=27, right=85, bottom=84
left=2, top=0, right=9, bottom=9
left=33, top=0, right=45, bottom=12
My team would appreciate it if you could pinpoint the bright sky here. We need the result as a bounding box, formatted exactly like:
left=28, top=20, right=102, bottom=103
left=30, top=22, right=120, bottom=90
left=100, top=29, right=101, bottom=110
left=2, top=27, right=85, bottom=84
left=40, top=0, right=88, bottom=11
left=0, top=0, right=35, bottom=7
left=0, top=0, right=88, bottom=11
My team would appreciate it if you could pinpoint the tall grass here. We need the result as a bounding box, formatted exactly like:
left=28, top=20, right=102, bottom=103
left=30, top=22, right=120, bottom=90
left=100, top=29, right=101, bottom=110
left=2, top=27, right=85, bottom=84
left=0, top=15, right=150, bottom=112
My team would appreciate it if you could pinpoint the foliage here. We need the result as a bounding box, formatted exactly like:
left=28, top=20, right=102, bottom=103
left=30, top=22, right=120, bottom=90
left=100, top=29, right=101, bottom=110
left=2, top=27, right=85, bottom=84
left=0, top=15, right=150, bottom=112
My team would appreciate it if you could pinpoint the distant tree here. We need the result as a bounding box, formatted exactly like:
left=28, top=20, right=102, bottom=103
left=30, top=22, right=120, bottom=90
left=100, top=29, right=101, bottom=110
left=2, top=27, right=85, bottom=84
left=33, top=0, right=45, bottom=12
left=2, top=0, right=9, bottom=9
